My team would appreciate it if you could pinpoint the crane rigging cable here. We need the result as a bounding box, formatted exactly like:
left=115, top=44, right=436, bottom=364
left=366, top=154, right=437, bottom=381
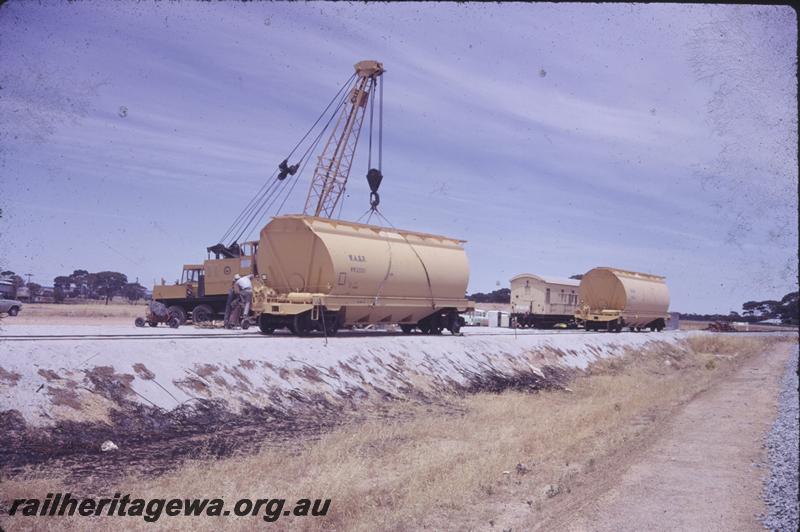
left=218, top=169, right=281, bottom=244
left=214, top=61, right=386, bottom=255
left=215, top=72, right=358, bottom=248
left=284, top=72, right=357, bottom=162
left=366, top=75, right=384, bottom=211
left=232, top=74, right=358, bottom=243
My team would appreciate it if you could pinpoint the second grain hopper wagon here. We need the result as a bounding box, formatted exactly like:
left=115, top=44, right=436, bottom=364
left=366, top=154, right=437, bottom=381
left=575, top=267, right=669, bottom=332
left=251, top=215, right=471, bottom=335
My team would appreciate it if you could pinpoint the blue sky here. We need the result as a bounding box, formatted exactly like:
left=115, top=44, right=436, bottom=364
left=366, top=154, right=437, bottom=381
left=0, top=2, right=796, bottom=313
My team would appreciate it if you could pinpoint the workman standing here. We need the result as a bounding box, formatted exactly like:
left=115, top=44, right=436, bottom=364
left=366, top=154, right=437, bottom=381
left=234, top=273, right=254, bottom=319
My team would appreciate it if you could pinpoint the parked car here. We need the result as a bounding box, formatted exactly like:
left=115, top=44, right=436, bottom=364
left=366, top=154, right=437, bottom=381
left=0, top=298, right=23, bottom=316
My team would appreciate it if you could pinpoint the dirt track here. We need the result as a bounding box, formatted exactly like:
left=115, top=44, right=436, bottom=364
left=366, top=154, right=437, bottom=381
left=544, top=340, right=793, bottom=531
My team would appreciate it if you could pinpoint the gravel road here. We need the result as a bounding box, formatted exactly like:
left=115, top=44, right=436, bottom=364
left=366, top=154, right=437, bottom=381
left=761, top=348, right=799, bottom=532
left=556, top=339, right=793, bottom=532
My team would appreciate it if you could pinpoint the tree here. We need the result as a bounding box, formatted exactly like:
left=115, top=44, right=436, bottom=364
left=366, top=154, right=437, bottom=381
left=569, top=274, right=584, bottom=280
left=68, top=269, right=92, bottom=298
left=776, top=291, right=799, bottom=325
left=467, top=288, right=511, bottom=303
left=122, top=282, right=147, bottom=303
left=93, top=271, right=128, bottom=304
left=26, top=282, right=42, bottom=300
left=53, top=275, right=72, bottom=303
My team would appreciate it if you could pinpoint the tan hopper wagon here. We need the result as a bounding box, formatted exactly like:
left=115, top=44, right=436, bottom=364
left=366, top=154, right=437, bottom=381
left=251, top=215, right=472, bottom=335
left=575, top=267, right=670, bottom=332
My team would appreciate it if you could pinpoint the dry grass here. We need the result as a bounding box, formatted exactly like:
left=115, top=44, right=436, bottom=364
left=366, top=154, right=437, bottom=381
left=5, top=302, right=145, bottom=324
left=1, top=334, right=791, bottom=531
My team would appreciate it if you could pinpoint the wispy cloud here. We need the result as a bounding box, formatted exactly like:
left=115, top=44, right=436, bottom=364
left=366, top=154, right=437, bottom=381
left=0, top=2, right=795, bottom=312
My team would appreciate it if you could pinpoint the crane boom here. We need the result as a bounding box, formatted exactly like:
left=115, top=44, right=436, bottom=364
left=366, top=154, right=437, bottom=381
left=304, top=60, right=384, bottom=218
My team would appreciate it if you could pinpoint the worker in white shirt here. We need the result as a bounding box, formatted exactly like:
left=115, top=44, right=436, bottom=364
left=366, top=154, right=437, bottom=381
left=233, top=273, right=254, bottom=320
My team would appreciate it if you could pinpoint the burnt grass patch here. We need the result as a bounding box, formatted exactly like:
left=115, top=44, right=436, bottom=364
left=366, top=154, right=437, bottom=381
left=0, top=397, right=343, bottom=492
left=1, top=362, right=577, bottom=492
left=462, top=365, right=573, bottom=394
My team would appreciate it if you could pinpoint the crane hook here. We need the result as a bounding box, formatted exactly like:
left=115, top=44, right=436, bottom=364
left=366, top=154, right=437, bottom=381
left=367, top=168, right=383, bottom=210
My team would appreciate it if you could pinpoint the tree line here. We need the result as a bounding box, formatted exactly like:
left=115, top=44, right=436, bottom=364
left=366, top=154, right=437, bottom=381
left=680, top=291, right=798, bottom=325
left=1, top=269, right=147, bottom=304
left=53, top=270, right=146, bottom=304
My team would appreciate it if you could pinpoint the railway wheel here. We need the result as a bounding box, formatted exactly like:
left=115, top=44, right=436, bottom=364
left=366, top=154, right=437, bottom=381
left=428, top=313, right=444, bottom=335
left=447, top=312, right=461, bottom=335
left=134, top=317, right=146, bottom=327
left=168, top=306, right=187, bottom=325
left=321, top=313, right=339, bottom=336
left=400, top=324, right=414, bottom=334
left=292, top=312, right=311, bottom=337
left=418, top=320, right=431, bottom=334
left=258, top=315, right=275, bottom=335
left=192, top=304, right=214, bottom=324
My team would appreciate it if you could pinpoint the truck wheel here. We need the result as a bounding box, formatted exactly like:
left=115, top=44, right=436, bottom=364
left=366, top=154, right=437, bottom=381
left=168, top=317, right=180, bottom=329
left=400, top=324, right=414, bottom=334
left=192, top=304, right=214, bottom=324
left=147, top=321, right=159, bottom=327
left=168, top=306, right=187, bottom=324
left=135, top=317, right=146, bottom=327
left=241, top=318, right=250, bottom=330
left=8, top=306, right=19, bottom=316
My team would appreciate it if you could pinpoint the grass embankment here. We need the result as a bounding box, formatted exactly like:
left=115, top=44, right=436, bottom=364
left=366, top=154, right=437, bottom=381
left=1, top=334, right=793, bottom=531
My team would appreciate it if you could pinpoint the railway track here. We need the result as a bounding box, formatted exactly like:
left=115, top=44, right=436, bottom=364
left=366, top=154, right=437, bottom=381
left=0, top=329, right=597, bottom=342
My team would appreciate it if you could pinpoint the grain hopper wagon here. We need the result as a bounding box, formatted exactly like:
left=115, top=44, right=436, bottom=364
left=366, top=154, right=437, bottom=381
left=575, top=267, right=669, bottom=332
left=251, top=215, right=471, bottom=335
